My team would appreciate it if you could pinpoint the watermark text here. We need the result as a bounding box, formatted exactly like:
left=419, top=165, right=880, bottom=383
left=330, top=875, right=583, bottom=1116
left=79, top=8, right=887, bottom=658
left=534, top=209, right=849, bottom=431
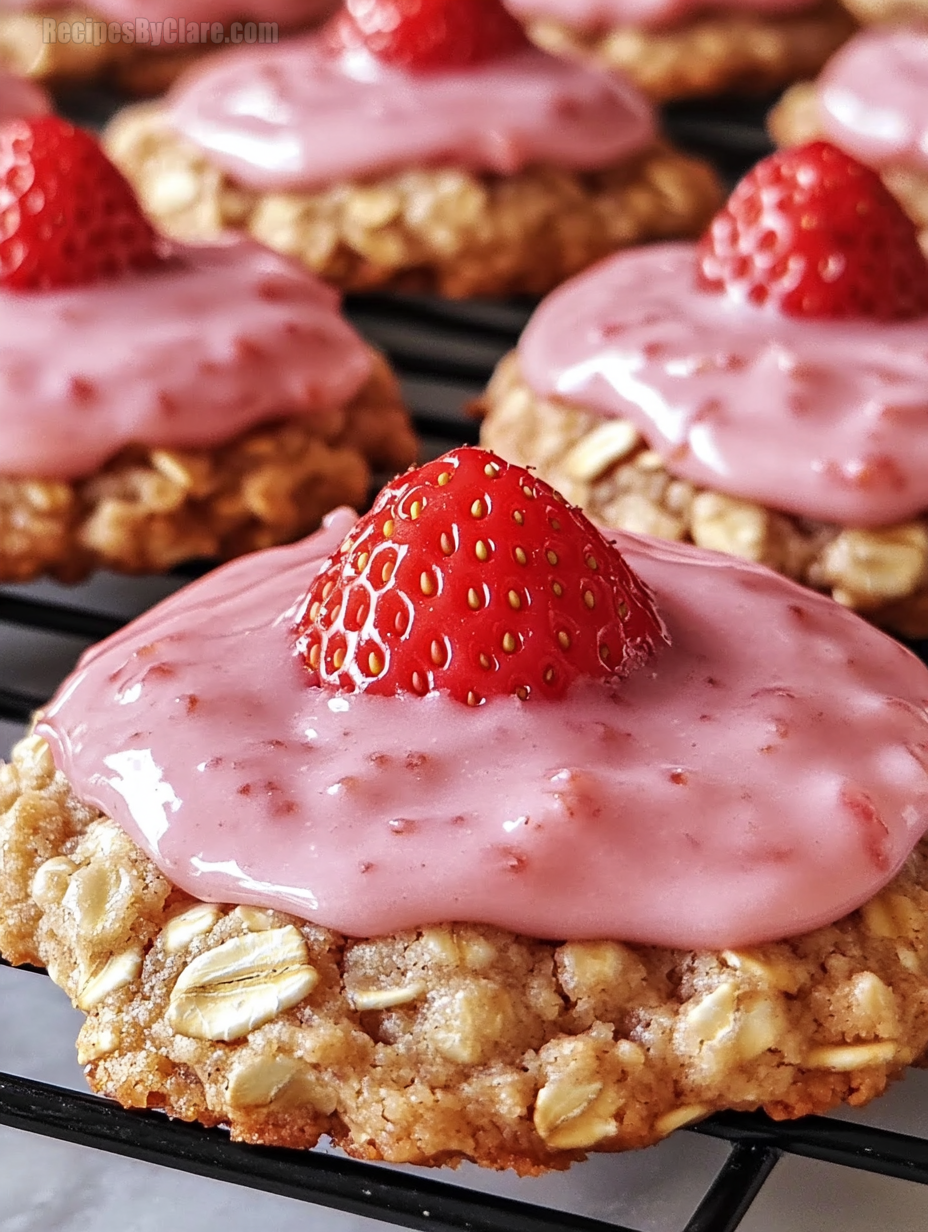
left=42, top=18, right=279, bottom=47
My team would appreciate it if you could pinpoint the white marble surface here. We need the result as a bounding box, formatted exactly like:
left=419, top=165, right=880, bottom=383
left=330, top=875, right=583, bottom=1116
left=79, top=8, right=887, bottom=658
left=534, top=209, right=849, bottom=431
left=3, top=570, right=928, bottom=1231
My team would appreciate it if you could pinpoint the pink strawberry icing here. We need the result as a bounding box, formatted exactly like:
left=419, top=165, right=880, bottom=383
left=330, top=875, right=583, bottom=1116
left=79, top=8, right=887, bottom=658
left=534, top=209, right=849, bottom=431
left=0, top=67, right=49, bottom=120
left=0, top=0, right=334, bottom=26
left=0, top=240, right=372, bottom=479
left=38, top=507, right=928, bottom=950
left=503, top=0, right=817, bottom=31
left=164, top=36, right=656, bottom=191
left=517, top=242, right=928, bottom=528
left=817, top=28, right=928, bottom=177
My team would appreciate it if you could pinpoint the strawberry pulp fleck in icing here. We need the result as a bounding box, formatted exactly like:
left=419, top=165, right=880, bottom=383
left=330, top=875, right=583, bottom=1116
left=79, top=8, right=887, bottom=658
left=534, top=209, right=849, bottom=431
left=163, top=35, right=655, bottom=192
left=0, top=68, right=49, bottom=121
left=502, top=0, right=817, bottom=31
left=517, top=242, right=928, bottom=527
left=817, top=29, right=928, bottom=177
left=0, top=240, right=372, bottom=478
left=38, top=508, right=928, bottom=949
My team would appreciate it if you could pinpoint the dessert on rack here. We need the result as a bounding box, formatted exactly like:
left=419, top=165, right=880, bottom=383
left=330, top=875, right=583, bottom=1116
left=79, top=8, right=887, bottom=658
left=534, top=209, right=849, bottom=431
left=500, top=0, right=855, bottom=100
left=480, top=140, right=928, bottom=636
left=770, top=26, right=928, bottom=252
left=0, top=0, right=337, bottom=93
left=0, top=114, right=415, bottom=582
left=3, top=446, right=928, bottom=1170
left=103, top=0, right=722, bottom=298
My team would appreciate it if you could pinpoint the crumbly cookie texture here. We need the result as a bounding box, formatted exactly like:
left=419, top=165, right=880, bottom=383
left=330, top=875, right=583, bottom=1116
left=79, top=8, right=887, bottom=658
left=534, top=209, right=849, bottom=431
left=516, top=3, right=854, bottom=102
left=477, top=353, right=928, bottom=638
left=770, top=83, right=928, bottom=251
left=0, top=353, right=416, bottom=584
left=0, top=7, right=211, bottom=92
left=103, top=105, right=723, bottom=299
left=3, top=732, right=928, bottom=1172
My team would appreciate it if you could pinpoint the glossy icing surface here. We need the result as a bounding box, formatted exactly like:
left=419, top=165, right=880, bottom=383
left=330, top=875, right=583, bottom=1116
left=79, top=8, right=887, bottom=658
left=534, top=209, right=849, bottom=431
left=38, top=509, right=928, bottom=950
left=165, top=37, right=656, bottom=191
left=0, top=67, right=49, bottom=120
left=0, top=241, right=372, bottom=478
left=502, top=0, right=817, bottom=30
left=819, top=28, right=928, bottom=177
left=518, top=242, right=928, bottom=527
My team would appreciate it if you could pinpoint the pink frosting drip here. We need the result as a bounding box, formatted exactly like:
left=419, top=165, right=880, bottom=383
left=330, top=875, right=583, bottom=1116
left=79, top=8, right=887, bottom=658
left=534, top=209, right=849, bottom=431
left=517, top=242, right=928, bottom=528
left=0, top=240, right=372, bottom=479
left=0, top=68, right=49, bottom=119
left=818, top=28, right=928, bottom=178
left=38, top=508, right=928, bottom=950
left=503, top=0, right=816, bottom=31
left=164, top=37, right=656, bottom=191
left=0, top=0, right=334, bottom=24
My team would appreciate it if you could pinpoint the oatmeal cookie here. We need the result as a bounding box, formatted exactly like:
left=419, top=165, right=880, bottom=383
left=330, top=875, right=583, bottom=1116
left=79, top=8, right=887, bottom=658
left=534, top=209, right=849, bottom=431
left=0, top=352, right=415, bottom=584
left=770, top=83, right=928, bottom=252
left=477, top=353, right=928, bottom=638
left=516, top=2, right=854, bottom=102
left=103, top=104, right=723, bottom=299
left=2, top=729, right=928, bottom=1172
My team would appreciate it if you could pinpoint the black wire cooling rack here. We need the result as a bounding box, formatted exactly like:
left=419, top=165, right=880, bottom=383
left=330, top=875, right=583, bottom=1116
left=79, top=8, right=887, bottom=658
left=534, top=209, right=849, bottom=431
left=3, top=93, right=928, bottom=1232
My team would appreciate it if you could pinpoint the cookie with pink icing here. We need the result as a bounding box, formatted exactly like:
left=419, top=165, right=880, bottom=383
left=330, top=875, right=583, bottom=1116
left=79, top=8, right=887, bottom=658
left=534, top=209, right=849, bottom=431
left=4, top=445, right=928, bottom=1170
left=0, top=114, right=415, bottom=582
left=0, top=0, right=337, bottom=93
left=101, top=0, right=723, bottom=298
left=500, top=0, right=853, bottom=101
left=771, top=27, right=928, bottom=252
left=481, top=139, right=928, bottom=637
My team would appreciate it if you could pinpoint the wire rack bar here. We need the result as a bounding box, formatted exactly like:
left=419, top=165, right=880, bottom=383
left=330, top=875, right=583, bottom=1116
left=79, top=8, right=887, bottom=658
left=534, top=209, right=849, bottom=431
left=0, top=958, right=44, bottom=975
left=0, top=686, right=44, bottom=725
left=382, top=349, right=500, bottom=387
left=410, top=414, right=481, bottom=445
left=0, top=1072, right=631, bottom=1232
left=683, top=1144, right=781, bottom=1232
left=0, top=594, right=123, bottom=641
left=7, top=948, right=928, bottom=1225
left=695, top=1111, right=928, bottom=1186
left=348, top=294, right=531, bottom=343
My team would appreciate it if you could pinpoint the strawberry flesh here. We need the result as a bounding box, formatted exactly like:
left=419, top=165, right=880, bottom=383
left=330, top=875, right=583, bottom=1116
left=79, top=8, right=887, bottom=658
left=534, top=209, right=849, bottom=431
left=295, top=447, right=667, bottom=705
left=0, top=116, right=162, bottom=291
left=696, top=140, right=928, bottom=321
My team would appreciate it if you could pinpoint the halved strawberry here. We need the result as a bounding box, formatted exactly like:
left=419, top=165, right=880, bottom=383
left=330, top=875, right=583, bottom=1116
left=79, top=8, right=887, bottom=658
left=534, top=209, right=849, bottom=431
left=696, top=140, right=928, bottom=320
left=335, top=0, right=528, bottom=72
left=0, top=115, right=163, bottom=291
left=294, top=447, right=667, bottom=705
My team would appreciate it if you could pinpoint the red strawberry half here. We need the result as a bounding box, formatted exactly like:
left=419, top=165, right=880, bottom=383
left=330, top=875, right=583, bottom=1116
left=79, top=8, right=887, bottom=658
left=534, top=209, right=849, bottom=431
left=294, top=447, right=667, bottom=705
left=0, top=116, right=162, bottom=291
left=696, top=140, right=928, bottom=321
left=335, top=0, right=528, bottom=72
